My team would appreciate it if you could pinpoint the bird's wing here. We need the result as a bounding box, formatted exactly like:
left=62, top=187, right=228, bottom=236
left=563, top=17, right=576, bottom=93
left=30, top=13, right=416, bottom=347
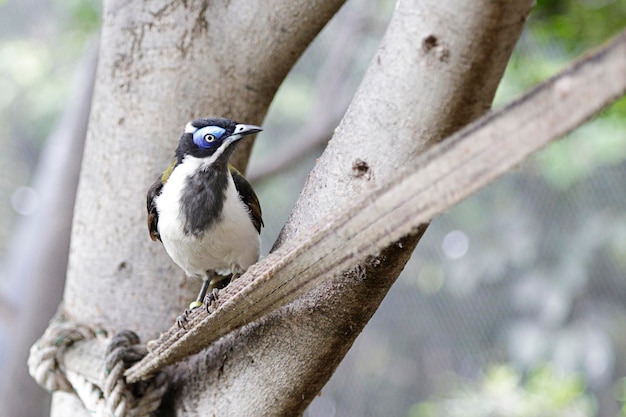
left=230, top=165, right=263, bottom=234
left=146, top=159, right=176, bottom=242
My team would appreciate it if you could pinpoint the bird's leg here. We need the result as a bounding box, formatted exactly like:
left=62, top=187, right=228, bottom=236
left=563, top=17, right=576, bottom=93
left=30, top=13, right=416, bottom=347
left=204, top=267, right=243, bottom=312
left=189, top=276, right=212, bottom=310
left=176, top=272, right=216, bottom=329
left=209, top=273, right=231, bottom=290
left=204, top=273, right=233, bottom=312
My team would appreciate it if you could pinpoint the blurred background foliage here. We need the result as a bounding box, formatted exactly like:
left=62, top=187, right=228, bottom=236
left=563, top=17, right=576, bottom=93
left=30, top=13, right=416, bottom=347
left=0, top=0, right=99, bottom=252
left=0, top=0, right=625, bottom=416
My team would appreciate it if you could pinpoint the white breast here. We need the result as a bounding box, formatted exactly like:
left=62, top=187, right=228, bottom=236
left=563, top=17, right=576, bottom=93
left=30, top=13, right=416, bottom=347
left=155, top=156, right=260, bottom=279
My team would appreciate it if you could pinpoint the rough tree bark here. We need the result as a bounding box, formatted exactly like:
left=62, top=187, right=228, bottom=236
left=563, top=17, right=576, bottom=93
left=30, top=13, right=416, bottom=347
left=52, top=0, right=533, bottom=416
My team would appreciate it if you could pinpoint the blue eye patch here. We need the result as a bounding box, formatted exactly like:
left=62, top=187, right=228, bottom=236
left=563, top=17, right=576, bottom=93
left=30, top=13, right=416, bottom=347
left=193, top=126, right=227, bottom=149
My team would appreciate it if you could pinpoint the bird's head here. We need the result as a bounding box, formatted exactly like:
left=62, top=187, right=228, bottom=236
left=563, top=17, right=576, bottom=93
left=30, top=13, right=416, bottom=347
left=176, top=117, right=262, bottom=166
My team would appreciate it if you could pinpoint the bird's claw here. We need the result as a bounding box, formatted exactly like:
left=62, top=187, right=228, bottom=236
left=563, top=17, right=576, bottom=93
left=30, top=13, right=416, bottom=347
left=177, top=301, right=203, bottom=329
left=177, top=287, right=221, bottom=327
left=205, top=288, right=220, bottom=313
left=176, top=309, right=193, bottom=329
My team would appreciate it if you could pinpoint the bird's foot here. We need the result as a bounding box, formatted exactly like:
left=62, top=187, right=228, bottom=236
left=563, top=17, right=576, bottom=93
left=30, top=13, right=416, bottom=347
left=205, top=288, right=220, bottom=313
left=176, top=301, right=204, bottom=329
left=176, top=310, right=191, bottom=329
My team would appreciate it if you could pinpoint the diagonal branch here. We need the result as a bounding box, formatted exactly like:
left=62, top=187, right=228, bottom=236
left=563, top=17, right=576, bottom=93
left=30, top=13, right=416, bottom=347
left=125, top=29, right=626, bottom=383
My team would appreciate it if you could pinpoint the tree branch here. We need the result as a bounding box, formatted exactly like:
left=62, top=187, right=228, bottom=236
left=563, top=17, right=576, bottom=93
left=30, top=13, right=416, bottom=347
left=126, top=27, right=626, bottom=384
left=247, top=6, right=368, bottom=183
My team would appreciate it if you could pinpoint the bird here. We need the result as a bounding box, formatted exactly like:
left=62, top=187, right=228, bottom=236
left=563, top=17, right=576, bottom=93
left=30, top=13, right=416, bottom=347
left=147, top=117, right=263, bottom=326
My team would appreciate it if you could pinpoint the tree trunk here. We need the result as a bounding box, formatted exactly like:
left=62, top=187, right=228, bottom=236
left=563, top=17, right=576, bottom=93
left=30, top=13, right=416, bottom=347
left=161, top=0, right=533, bottom=415
left=53, top=0, right=344, bottom=415
left=53, top=0, right=532, bottom=416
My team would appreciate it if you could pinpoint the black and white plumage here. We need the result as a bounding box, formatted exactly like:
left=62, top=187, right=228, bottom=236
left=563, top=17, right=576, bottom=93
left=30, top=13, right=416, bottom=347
left=147, top=118, right=263, bottom=316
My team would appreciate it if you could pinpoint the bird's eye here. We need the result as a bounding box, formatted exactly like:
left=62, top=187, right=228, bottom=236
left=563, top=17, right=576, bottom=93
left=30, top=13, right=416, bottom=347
left=193, top=125, right=226, bottom=149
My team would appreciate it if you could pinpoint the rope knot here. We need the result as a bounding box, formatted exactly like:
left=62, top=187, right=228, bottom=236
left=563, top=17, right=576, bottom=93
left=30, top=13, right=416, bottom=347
left=28, top=319, right=98, bottom=392
left=29, top=316, right=168, bottom=417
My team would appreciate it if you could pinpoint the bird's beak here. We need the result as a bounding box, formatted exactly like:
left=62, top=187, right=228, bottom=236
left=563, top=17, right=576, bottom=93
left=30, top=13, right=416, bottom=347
left=228, top=124, right=263, bottom=143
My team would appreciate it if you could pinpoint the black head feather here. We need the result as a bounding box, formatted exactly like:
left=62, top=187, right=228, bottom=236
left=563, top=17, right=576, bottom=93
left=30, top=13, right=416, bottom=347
left=177, top=118, right=239, bottom=161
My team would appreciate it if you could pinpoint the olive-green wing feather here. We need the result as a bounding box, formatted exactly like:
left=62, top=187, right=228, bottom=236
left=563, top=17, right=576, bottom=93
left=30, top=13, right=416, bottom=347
left=230, top=165, right=263, bottom=234
left=146, top=159, right=177, bottom=242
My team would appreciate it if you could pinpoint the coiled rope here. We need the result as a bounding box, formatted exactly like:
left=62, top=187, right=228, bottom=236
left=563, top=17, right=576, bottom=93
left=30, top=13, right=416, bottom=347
left=28, top=313, right=168, bottom=417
